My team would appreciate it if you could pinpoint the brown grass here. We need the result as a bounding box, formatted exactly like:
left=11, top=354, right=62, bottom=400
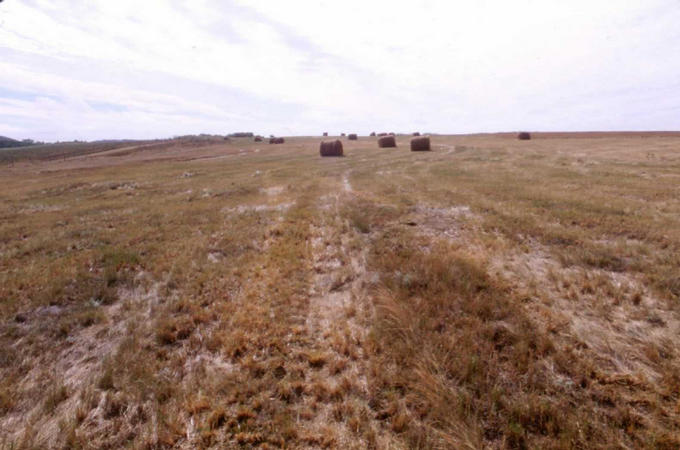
left=1, top=134, right=679, bottom=448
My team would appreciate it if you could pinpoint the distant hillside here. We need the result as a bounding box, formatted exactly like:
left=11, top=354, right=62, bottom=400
left=0, top=136, right=35, bottom=149
left=0, top=140, right=148, bottom=164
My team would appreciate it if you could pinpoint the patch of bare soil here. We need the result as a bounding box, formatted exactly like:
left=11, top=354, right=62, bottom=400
left=491, top=242, right=677, bottom=373
left=489, top=241, right=680, bottom=433
left=395, top=203, right=478, bottom=245
left=222, top=202, right=295, bottom=215
left=301, top=174, right=400, bottom=448
left=0, top=274, right=164, bottom=445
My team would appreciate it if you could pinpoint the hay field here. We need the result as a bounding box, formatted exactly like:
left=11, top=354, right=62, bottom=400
left=1, top=134, right=679, bottom=448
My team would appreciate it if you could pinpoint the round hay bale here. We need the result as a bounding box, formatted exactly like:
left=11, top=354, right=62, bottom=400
left=348, top=133, right=358, bottom=140
left=319, top=140, right=344, bottom=157
left=410, top=136, right=430, bottom=151
left=269, top=137, right=285, bottom=144
left=341, top=133, right=346, bottom=137
left=254, top=136, right=263, bottom=142
left=518, top=132, right=531, bottom=140
left=378, top=136, right=396, bottom=148
left=412, top=132, right=420, bottom=136
left=323, top=132, right=328, bottom=136
left=370, top=132, right=376, bottom=137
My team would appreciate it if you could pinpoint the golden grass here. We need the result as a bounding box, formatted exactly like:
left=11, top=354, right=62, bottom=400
left=1, top=134, right=679, bottom=448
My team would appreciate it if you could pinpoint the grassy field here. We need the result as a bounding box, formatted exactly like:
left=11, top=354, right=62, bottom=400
left=1, top=134, right=679, bottom=448
left=0, top=141, right=144, bottom=164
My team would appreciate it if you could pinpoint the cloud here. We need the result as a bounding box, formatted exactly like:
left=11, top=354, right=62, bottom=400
left=0, top=0, right=678, bottom=140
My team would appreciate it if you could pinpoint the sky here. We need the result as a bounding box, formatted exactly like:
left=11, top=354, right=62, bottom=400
left=1, top=0, right=679, bottom=141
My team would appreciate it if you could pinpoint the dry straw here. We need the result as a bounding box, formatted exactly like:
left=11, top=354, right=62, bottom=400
left=378, top=136, right=397, bottom=148
left=410, top=136, right=430, bottom=151
left=319, top=140, right=344, bottom=156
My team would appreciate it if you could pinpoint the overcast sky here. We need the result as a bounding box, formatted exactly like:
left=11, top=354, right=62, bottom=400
left=1, top=0, right=679, bottom=141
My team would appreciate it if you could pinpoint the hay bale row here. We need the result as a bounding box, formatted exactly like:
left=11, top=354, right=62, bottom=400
left=314, top=132, right=433, bottom=154
left=269, top=137, right=285, bottom=144
left=378, top=136, right=396, bottom=148
left=320, top=140, right=343, bottom=157
left=518, top=132, right=531, bottom=140
left=410, top=136, right=430, bottom=151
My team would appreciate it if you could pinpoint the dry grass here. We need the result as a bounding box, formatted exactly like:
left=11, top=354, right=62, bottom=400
left=1, top=134, right=679, bottom=448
